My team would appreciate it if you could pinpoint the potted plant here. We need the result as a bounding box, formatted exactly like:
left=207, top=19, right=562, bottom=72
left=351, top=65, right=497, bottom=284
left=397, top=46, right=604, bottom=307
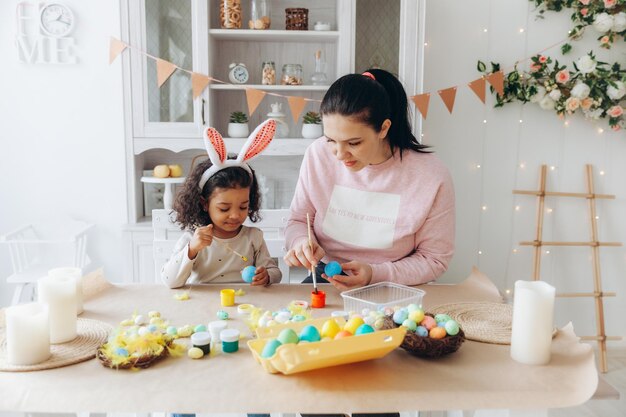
left=301, top=111, right=323, bottom=139
left=228, top=111, right=249, bottom=138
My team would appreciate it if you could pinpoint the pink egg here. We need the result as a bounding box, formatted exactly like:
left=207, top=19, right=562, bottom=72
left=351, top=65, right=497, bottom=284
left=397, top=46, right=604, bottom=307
left=421, top=316, right=436, bottom=330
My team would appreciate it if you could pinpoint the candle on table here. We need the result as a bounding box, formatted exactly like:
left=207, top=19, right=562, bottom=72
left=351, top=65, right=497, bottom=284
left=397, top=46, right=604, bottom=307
left=6, top=303, right=51, bottom=366
left=510, top=280, right=555, bottom=365
left=48, top=267, right=83, bottom=315
left=38, top=274, right=78, bottom=344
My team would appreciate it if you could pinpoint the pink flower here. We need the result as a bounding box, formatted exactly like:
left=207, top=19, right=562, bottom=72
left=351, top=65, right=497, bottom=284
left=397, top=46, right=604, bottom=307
left=612, top=125, right=621, bottom=131
left=579, top=0, right=590, bottom=4
left=581, top=8, right=588, bottom=16
left=601, top=36, right=610, bottom=44
left=581, top=97, right=593, bottom=110
left=556, top=69, right=570, bottom=84
left=607, top=105, right=624, bottom=117
left=604, top=0, right=616, bottom=8
left=530, top=63, right=542, bottom=72
left=565, top=97, right=580, bottom=112
left=539, top=55, right=547, bottom=63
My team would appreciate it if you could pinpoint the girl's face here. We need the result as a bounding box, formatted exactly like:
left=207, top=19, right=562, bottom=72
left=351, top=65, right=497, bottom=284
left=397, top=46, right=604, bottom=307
left=323, top=114, right=392, bottom=171
left=207, top=186, right=250, bottom=238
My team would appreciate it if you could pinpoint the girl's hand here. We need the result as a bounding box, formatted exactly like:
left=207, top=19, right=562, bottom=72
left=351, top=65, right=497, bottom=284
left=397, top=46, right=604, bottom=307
left=326, top=261, right=372, bottom=291
left=284, top=239, right=325, bottom=270
left=250, top=266, right=269, bottom=286
left=188, top=225, right=213, bottom=259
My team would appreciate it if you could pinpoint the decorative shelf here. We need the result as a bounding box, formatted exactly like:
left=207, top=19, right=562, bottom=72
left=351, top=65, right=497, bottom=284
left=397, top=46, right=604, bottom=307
left=134, top=138, right=315, bottom=155
left=208, top=29, right=339, bottom=42
left=210, top=84, right=329, bottom=92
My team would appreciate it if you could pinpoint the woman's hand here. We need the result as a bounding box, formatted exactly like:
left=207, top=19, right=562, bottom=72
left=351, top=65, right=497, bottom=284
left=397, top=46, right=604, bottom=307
left=250, top=266, right=270, bottom=286
left=188, top=224, right=213, bottom=259
left=326, top=260, right=372, bottom=290
left=284, top=239, right=325, bottom=270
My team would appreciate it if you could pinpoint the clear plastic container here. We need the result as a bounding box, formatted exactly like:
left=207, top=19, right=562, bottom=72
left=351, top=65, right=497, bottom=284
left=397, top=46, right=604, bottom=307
left=341, top=282, right=425, bottom=313
left=281, top=64, right=303, bottom=85
left=250, top=0, right=271, bottom=29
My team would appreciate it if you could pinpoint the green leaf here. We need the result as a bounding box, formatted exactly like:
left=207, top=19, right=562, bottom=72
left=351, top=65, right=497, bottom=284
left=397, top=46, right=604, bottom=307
left=477, top=61, right=487, bottom=73
left=561, top=43, right=572, bottom=55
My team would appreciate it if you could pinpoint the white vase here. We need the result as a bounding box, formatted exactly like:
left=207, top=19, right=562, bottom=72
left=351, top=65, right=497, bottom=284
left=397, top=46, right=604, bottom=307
left=301, top=123, right=323, bottom=139
left=228, top=122, right=249, bottom=138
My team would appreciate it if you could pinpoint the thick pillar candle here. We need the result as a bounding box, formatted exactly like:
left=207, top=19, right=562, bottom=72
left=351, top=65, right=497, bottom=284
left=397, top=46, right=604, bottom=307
left=38, top=274, right=77, bottom=343
left=510, top=280, right=556, bottom=365
left=6, top=303, right=51, bottom=365
left=49, top=267, right=83, bottom=314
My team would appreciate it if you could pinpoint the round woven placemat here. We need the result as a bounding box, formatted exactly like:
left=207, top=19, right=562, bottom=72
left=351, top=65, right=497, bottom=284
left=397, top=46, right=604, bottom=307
left=429, top=302, right=513, bottom=345
left=0, top=318, right=113, bottom=372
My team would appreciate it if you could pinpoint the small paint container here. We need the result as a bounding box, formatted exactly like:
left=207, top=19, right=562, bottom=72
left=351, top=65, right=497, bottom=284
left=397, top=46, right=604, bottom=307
left=331, top=310, right=350, bottom=321
left=289, top=299, right=309, bottom=310
left=237, top=303, right=255, bottom=317
left=208, top=320, right=228, bottom=344
left=220, top=328, right=240, bottom=353
left=191, top=331, right=211, bottom=356
left=220, top=289, right=235, bottom=306
left=311, top=290, right=326, bottom=308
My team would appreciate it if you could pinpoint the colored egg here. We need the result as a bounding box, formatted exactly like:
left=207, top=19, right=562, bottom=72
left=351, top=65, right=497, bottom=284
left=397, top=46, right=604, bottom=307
left=361, top=308, right=371, bottom=317
left=149, top=317, right=163, bottom=325
left=299, top=325, right=321, bottom=342
left=292, top=314, right=306, bottom=322
left=134, top=315, right=147, bottom=325
left=275, top=312, right=291, bottom=323
left=430, top=327, right=447, bottom=339
left=344, top=317, right=365, bottom=334
left=137, top=327, right=149, bottom=336
left=415, top=326, right=429, bottom=337
left=421, top=316, right=436, bottom=330
left=277, top=328, right=299, bottom=345
left=392, top=309, right=408, bottom=325
left=217, top=310, right=229, bottom=320
left=241, top=265, right=256, bottom=283
left=178, top=325, right=193, bottom=337
left=324, top=261, right=342, bottom=277
left=114, top=347, right=129, bottom=357
left=194, top=324, right=207, bottom=333
left=364, top=316, right=376, bottom=326
left=384, top=307, right=395, bottom=316
left=435, top=314, right=452, bottom=323
left=407, top=303, right=420, bottom=312
left=408, top=309, right=425, bottom=323
left=321, top=319, right=341, bottom=339
left=355, top=324, right=375, bottom=335
left=402, top=319, right=417, bottom=331
left=166, top=326, right=178, bottom=336
left=373, top=317, right=386, bottom=330
left=437, top=322, right=447, bottom=328
left=148, top=311, right=161, bottom=318
left=445, top=320, right=460, bottom=336
left=147, top=324, right=159, bottom=333
left=120, top=319, right=134, bottom=326
left=261, top=339, right=282, bottom=358
left=334, top=330, right=353, bottom=339
left=188, top=347, right=204, bottom=359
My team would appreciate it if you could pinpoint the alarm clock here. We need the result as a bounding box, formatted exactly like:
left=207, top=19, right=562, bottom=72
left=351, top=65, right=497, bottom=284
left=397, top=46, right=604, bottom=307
left=228, top=63, right=249, bottom=84
left=39, top=3, right=75, bottom=38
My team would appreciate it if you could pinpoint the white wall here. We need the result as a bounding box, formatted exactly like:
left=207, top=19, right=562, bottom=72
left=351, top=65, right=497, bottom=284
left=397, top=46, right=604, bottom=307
left=0, top=0, right=126, bottom=307
left=424, top=0, right=625, bottom=344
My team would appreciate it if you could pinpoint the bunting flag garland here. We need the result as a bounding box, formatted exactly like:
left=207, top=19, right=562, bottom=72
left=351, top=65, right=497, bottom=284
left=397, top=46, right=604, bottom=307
left=438, top=87, right=457, bottom=114
left=287, top=96, right=307, bottom=123
left=109, top=37, right=127, bottom=64
left=412, top=93, right=430, bottom=120
left=245, top=88, right=267, bottom=116
left=156, top=59, right=177, bottom=87
left=468, top=77, right=486, bottom=104
left=486, top=71, right=505, bottom=97
left=191, top=73, right=211, bottom=99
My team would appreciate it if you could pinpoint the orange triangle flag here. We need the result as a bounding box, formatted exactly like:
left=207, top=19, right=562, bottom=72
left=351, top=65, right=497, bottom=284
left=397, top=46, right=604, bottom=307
left=156, top=59, right=177, bottom=88
left=412, top=93, right=430, bottom=120
left=287, top=96, right=307, bottom=123
left=109, top=37, right=127, bottom=64
left=486, top=71, right=504, bottom=97
left=438, top=87, right=457, bottom=114
left=468, top=78, right=486, bottom=103
left=191, top=73, right=211, bottom=99
left=245, top=88, right=267, bottom=116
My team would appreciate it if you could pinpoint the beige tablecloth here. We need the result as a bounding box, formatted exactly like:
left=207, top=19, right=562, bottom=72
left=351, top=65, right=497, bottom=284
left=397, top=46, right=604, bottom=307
left=0, top=269, right=597, bottom=413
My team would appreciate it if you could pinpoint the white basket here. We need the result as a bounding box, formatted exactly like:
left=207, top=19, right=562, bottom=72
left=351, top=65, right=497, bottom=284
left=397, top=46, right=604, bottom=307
left=341, top=282, right=425, bottom=313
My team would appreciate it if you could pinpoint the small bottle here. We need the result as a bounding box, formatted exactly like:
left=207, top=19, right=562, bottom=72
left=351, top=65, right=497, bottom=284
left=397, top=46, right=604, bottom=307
left=261, top=61, right=276, bottom=85
left=250, top=0, right=271, bottom=29
left=281, top=64, right=303, bottom=85
left=191, top=331, right=211, bottom=356
left=220, top=328, right=240, bottom=353
left=310, top=50, right=328, bottom=86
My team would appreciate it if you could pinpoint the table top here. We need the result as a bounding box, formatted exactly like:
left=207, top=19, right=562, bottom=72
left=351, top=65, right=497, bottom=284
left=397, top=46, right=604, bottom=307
left=0, top=269, right=598, bottom=414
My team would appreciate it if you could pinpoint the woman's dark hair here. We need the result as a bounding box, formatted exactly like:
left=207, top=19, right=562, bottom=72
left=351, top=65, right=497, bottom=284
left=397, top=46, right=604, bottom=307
left=173, top=158, right=261, bottom=230
left=320, top=68, right=429, bottom=157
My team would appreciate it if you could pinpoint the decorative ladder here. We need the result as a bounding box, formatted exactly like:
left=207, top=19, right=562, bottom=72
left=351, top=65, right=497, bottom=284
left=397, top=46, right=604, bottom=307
left=513, top=164, right=622, bottom=373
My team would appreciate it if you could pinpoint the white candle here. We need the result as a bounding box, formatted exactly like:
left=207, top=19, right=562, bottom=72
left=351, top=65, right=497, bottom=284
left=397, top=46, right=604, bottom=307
left=510, top=280, right=556, bottom=365
left=49, top=267, right=84, bottom=314
left=6, top=303, right=51, bottom=366
left=38, top=274, right=77, bottom=343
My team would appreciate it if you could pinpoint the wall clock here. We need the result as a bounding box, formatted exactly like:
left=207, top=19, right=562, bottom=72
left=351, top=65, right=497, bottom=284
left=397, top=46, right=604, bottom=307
left=40, top=3, right=75, bottom=38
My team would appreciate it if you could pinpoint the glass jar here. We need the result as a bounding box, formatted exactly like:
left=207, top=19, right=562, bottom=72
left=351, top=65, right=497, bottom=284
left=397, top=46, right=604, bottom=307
left=285, top=8, right=308, bottom=30
left=261, top=61, right=276, bottom=85
left=250, top=0, right=271, bottom=29
left=281, top=64, right=303, bottom=85
left=220, top=0, right=242, bottom=29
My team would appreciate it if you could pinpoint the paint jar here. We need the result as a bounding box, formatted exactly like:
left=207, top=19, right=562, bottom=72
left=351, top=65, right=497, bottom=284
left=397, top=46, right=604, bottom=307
left=220, top=328, right=240, bottom=353
left=237, top=303, right=255, bottom=317
left=220, top=289, right=235, bottom=306
left=311, top=290, right=326, bottom=308
left=191, top=331, right=211, bottom=355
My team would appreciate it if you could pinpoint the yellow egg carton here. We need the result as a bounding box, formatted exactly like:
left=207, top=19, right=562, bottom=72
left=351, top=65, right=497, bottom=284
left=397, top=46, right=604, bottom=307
left=248, top=316, right=406, bottom=375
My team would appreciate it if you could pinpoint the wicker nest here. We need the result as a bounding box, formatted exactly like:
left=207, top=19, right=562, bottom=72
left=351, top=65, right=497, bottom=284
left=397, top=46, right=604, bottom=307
left=96, top=343, right=171, bottom=369
left=381, top=314, right=465, bottom=358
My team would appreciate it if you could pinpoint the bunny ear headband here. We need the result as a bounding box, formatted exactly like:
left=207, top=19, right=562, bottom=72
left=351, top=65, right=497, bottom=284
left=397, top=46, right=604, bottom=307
left=199, top=119, right=276, bottom=191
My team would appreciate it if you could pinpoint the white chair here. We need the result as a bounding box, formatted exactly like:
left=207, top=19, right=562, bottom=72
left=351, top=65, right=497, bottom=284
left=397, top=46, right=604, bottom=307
left=152, top=209, right=291, bottom=282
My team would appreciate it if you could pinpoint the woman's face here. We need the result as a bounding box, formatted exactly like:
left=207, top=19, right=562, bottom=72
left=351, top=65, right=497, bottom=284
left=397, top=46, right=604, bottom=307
left=322, top=114, right=392, bottom=171
left=207, top=186, right=250, bottom=238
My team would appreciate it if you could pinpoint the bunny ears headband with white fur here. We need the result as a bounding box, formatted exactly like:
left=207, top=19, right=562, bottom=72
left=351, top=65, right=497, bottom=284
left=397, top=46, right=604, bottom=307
left=198, top=119, right=276, bottom=191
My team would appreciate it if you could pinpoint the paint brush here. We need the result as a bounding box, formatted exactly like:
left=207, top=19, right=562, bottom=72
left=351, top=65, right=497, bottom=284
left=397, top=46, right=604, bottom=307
left=306, top=213, right=318, bottom=294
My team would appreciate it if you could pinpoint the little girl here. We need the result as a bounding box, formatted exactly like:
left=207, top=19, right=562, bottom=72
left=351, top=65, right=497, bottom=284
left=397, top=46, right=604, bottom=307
left=161, top=120, right=282, bottom=288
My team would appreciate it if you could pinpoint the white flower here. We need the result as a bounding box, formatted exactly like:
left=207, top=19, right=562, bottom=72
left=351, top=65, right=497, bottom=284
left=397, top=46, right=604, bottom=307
left=613, top=12, right=626, bottom=33
left=607, top=81, right=626, bottom=100
left=584, top=108, right=604, bottom=120
left=593, top=13, right=614, bottom=33
left=577, top=55, right=597, bottom=74
left=530, top=85, right=547, bottom=103
left=539, top=96, right=556, bottom=110
left=549, top=89, right=562, bottom=101
left=570, top=82, right=591, bottom=99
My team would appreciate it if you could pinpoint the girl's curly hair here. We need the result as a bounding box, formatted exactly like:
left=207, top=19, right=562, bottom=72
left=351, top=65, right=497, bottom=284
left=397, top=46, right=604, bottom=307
left=172, top=158, right=261, bottom=230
